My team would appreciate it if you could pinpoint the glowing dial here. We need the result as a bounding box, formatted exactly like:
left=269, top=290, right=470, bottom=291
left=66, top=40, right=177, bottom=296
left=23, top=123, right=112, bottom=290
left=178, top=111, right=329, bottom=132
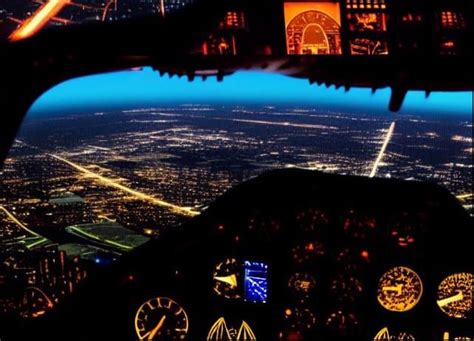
left=286, top=10, right=342, bottom=55
left=135, top=297, right=189, bottom=340
left=288, top=272, right=316, bottom=296
left=437, top=272, right=473, bottom=319
left=377, top=266, right=423, bottom=312
left=213, top=258, right=241, bottom=300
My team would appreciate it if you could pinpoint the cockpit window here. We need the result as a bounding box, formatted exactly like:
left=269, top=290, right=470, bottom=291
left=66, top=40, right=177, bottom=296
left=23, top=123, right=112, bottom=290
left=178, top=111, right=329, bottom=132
left=0, top=70, right=472, bottom=319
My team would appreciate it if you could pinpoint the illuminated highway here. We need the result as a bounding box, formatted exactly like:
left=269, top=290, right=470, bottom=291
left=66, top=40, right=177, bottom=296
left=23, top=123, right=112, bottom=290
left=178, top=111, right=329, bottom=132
left=228, top=118, right=337, bottom=130
left=9, top=0, right=71, bottom=41
left=369, top=121, right=396, bottom=178
left=0, top=205, right=42, bottom=237
left=50, top=154, right=200, bottom=217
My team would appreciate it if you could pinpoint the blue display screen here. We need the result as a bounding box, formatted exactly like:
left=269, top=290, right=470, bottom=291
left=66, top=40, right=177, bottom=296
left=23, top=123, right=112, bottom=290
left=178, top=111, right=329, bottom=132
left=244, top=261, right=269, bottom=303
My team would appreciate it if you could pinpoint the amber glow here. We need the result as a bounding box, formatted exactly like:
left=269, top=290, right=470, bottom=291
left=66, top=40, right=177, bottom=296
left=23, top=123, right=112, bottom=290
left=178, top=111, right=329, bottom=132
left=9, top=0, right=71, bottom=41
left=374, top=327, right=390, bottom=340
left=31, top=310, right=46, bottom=317
left=346, top=0, right=386, bottom=10
left=441, top=11, right=465, bottom=29
left=148, top=315, right=166, bottom=340
left=456, top=193, right=473, bottom=200
left=213, top=258, right=241, bottom=299
left=437, top=272, right=473, bottom=319
left=284, top=2, right=342, bottom=55
left=220, top=11, right=245, bottom=29
left=214, top=274, right=238, bottom=288
left=377, top=266, right=423, bottom=312
left=21, top=287, right=55, bottom=318
left=442, top=41, right=455, bottom=48
left=134, top=297, right=189, bottom=340
left=284, top=3, right=341, bottom=28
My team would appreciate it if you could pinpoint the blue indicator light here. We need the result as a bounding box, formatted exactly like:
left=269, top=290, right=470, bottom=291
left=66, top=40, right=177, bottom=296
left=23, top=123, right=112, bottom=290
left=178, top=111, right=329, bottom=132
left=244, top=261, right=269, bottom=303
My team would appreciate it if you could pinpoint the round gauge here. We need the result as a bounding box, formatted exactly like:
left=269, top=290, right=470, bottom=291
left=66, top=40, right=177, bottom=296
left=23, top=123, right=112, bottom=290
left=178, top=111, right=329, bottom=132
left=330, top=274, right=363, bottom=302
left=377, top=266, right=423, bottom=312
left=295, top=208, right=329, bottom=232
left=213, top=258, right=241, bottom=299
left=325, top=310, right=359, bottom=334
left=284, top=307, right=317, bottom=330
left=135, top=297, right=189, bottom=340
left=437, top=272, right=473, bottom=319
left=343, top=210, right=376, bottom=239
left=291, top=241, right=325, bottom=264
left=288, top=273, right=316, bottom=296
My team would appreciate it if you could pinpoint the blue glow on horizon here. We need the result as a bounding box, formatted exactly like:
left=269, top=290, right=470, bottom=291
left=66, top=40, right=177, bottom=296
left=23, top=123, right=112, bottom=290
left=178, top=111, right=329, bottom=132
left=28, top=68, right=473, bottom=117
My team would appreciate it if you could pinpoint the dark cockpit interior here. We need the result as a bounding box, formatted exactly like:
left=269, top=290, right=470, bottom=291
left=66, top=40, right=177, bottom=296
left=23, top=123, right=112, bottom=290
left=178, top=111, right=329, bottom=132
left=1, top=170, right=472, bottom=340
left=0, top=0, right=472, bottom=340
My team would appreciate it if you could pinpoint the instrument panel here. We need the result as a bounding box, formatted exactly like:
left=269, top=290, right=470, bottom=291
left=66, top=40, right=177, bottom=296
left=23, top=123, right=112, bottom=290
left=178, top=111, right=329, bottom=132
left=123, top=171, right=471, bottom=340
left=4, top=170, right=472, bottom=341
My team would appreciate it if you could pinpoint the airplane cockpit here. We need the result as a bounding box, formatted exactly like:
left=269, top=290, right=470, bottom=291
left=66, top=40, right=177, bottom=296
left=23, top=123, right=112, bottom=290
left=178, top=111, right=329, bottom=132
left=0, top=0, right=472, bottom=340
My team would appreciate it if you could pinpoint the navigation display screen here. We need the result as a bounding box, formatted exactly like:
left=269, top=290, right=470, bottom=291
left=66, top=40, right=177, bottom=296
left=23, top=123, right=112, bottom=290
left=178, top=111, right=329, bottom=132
left=244, top=261, right=269, bottom=303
